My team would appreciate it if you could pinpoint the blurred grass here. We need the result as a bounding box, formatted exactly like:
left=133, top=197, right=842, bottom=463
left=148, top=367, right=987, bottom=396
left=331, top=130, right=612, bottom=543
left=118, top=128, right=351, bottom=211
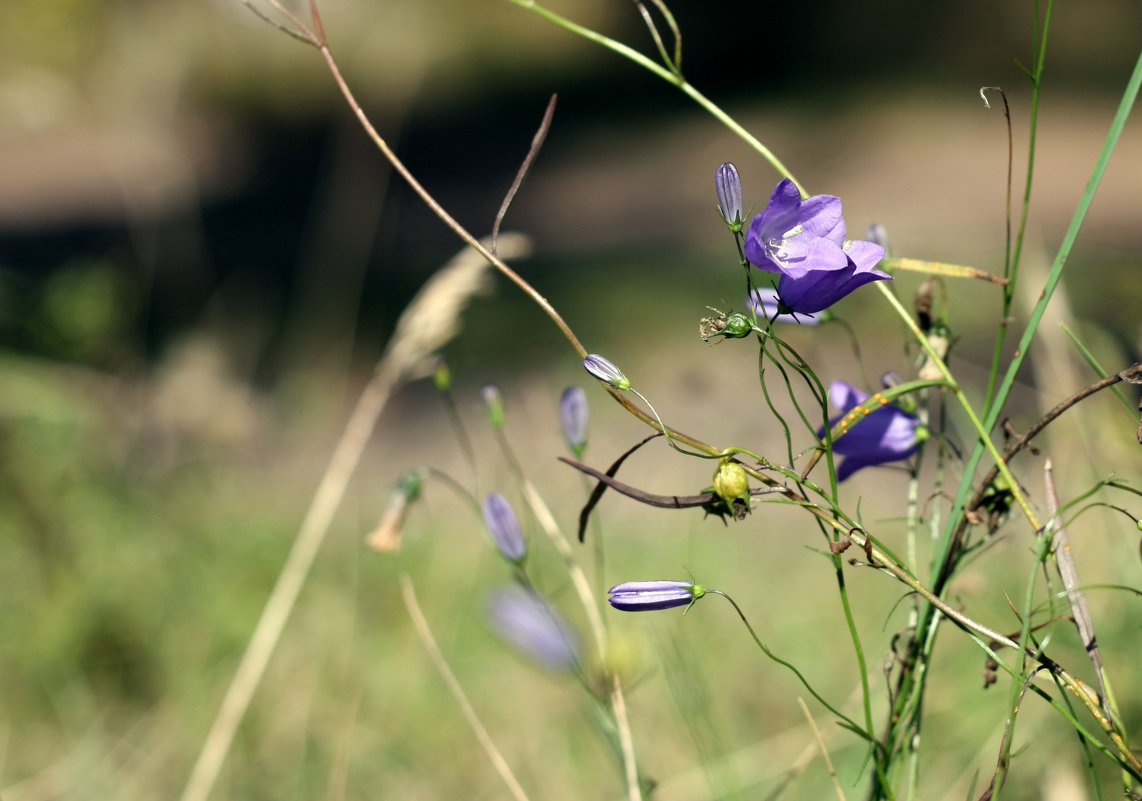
left=2, top=259, right=1140, bottom=799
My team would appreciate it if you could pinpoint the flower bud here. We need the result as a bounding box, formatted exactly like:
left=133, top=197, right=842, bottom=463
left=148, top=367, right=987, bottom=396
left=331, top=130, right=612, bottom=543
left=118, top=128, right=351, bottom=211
left=432, top=358, right=452, bottom=392
left=583, top=354, right=630, bottom=391
left=486, top=586, right=580, bottom=671
left=712, top=460, right=750, bottom=506
left=481, top=384, right=504, bottom=429
left=715, top=162, right=743, bottom=232
left=722, top=312, right=754, bottom=338
left=700, top=311, right=753, bottom=341
left=560, top=385, right=588, bottom=455
left=865, top=222, right=890, bottom=253
left=482, top=492, right=526, bottom=562
left=608, top=580, right=706, bottom=612
left=365, top=471, right=423, bottom=552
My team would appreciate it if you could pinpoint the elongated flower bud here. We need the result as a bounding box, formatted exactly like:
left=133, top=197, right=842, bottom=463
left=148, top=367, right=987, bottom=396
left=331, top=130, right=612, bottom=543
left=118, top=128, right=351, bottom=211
left=482, top=492, right=526, bottom=562
left=481, top=384, right=504, bottom=429
left=715, top=161, right=743, bottom=232
left=560, top=385, right=588, bottom=455
left=608, top=580, right=706, bottom=612
left=583, top=354, right=630, bottom=391
left=486, top=586, right=580, bottom=671
left=865, top=222, right=890, bottom=253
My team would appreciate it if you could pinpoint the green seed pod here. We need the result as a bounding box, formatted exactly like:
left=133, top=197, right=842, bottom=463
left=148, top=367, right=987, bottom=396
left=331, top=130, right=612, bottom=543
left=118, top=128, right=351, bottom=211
left=712, top=460, right=749, bottom=506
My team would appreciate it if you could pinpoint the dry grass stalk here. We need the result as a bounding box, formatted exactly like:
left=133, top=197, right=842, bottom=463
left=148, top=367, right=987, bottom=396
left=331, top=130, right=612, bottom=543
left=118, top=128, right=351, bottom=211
left=179, top=234, right=530, bottom=801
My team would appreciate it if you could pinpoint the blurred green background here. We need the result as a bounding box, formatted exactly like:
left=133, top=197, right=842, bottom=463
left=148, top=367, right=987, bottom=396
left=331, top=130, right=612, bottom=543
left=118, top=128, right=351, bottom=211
left=1, top=0, right=1141, bottom=799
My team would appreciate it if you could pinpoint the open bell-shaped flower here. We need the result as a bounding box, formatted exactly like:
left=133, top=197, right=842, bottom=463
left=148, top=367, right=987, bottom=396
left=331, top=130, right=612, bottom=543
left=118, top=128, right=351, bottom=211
left=819, top=380, right=927, bottom=481
left=743, top=179, right=890, bottom=314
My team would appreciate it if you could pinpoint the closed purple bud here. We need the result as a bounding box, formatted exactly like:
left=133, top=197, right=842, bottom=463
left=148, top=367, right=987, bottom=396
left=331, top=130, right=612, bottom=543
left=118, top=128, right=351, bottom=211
left=486, top=586, right=581, bottom=671
left=560, top=386, right=588, bottom=454
left=715, top=161, right=743, bottom=231
left=865, top=222, right=890, bottom=253
left=583, top=354, right=630, bottom=391
left=482, top=492, right=526, bottom=561
left=608, top=580, right=706, bottom=612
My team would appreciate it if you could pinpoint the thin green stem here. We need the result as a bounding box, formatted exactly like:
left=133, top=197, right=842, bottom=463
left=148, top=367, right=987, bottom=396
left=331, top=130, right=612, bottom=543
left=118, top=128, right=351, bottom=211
left=709, top=591, right=870, bottom=741
left=506, top=0, right=802, bottom=192
left=941, top=38, right=1142, bottom=574
left=983, top=0, right=1052, bottom=415
left=874, top=283, right=1039, bottom=532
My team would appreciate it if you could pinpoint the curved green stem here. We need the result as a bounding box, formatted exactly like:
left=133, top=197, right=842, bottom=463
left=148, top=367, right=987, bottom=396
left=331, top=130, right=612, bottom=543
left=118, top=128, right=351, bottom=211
left=506, top=0, right=802, bottom=193
left=710, top=591, right=870, bottom=741
left=874, top=282, right=1040, bottom=531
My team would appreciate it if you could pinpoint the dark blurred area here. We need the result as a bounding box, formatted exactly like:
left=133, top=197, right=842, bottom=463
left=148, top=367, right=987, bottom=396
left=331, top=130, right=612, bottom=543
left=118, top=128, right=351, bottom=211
left=2, top=0, right=1139, bottom=387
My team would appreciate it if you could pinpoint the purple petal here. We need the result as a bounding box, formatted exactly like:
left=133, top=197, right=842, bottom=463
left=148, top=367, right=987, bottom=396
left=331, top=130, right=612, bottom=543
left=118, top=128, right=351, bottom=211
left=743, top=214, right=783, bottom=274
left=560, top=386, right=588, bottom=452
left=757, top=178, right=804, bottom=235
left=770, top=235, right=850, bottom=278
left=482, top=493, right=526, bottom=561
left=746, top=288, right=825, bottom=325
left=776, top=260, right=891, bottom=314
left=828, top=380, right=866, bottom=413
left=607, top=580, right=702, bottom=612
left=843, top=239, right=888, bottom=272
left=795, top=193, right=845, bottom=243
left=486, top=586, right=580, bottom=671
left=819, top=380, right=920, bottom=480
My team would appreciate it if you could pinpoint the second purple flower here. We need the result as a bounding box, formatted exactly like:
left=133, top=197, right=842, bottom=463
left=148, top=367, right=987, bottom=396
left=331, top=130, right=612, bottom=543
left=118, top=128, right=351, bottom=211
left=819, top=380, right=926, bottom=481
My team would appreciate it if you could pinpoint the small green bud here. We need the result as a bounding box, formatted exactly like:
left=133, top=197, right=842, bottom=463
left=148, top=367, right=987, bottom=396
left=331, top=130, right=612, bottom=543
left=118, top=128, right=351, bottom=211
left=397, top=470, right=423, bottom=502
left=481, top=384, right=504, bottom=429
left=432, top=359, right=452, bottom=392
left=700, top=310, right=753, bottom=342
left=721, top=312, right=754, bottom=338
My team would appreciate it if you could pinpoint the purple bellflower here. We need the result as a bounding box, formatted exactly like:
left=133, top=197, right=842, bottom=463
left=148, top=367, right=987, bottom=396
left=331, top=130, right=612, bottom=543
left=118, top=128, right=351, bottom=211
left=820, top=380, right=926, bottom=481
left=482, top=492, right=526, bottom=562
left=560, top=385, right=588, bottom=455
left=608, top=580, right=706, bottom=612
left=743, top=179, right=890, bottom=314
left=486, top=586, right=581, bottom=671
